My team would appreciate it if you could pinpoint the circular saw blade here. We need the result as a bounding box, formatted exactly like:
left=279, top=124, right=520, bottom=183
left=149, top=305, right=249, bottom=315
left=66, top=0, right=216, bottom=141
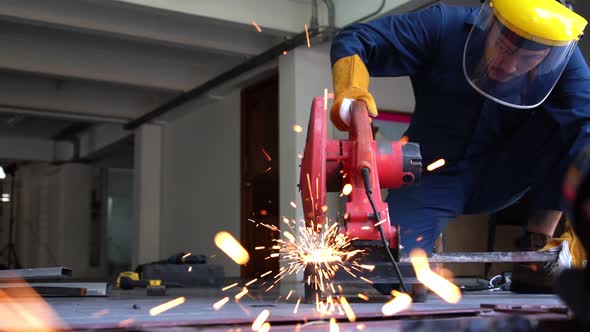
left=300, top=96, right=327, bottom=224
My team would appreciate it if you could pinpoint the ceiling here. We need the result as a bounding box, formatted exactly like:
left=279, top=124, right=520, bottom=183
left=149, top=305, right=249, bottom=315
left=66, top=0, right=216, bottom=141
left=0, top=0, right=284, bottom=164
left=0, top=112, right=84, bottom=139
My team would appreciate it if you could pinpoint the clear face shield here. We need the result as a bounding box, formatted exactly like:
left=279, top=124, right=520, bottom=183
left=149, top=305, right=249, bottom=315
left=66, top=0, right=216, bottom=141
left=463, top=0, right=585, bottom=109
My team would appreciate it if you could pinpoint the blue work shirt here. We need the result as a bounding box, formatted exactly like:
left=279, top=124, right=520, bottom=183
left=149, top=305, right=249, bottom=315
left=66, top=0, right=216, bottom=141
left=331, top=4, right=590, bottom=214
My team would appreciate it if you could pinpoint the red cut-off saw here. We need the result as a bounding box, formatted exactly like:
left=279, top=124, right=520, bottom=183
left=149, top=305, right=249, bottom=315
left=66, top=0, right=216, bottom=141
left=300, top=97, right=422, bottom=257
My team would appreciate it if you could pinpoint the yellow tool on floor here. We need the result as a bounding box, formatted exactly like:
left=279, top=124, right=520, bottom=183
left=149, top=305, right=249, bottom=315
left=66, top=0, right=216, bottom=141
left=116, top=271, right=166, bottom=296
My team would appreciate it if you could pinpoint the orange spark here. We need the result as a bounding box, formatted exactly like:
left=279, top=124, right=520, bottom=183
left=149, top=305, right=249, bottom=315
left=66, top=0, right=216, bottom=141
left=235, top=287, right=248, bottom=300
left=91, top=309, right=110, bottom=318
left=360, top=276, right=373, bottom=284
left=342, top=184, right=353, bottom=196
left=427, top=159, right=446, bottom=172
left=357, top=323, right=366, bottom=330
left=214, top=231, right=250, bottom=265
left=283, top=231, right=295, bottom=242
left=297, top=153, right=303, bottom=159
left=213, top=297, right=230, bottom=310
left=339, top=296, right=356, bottom=322
left=283, top=50, right=288, bottom=55
left=416, top=236, right=424, bottom=242
left=149, top=297, right=186, bottom=316
left=0, top=281, right=69, bottom=331
left=358, top=293, right=369, bottom=301
left=360, top=264, right=375, bottom=271
left=222, top=283, right=238, bottom=291
left=255, top=246, right=265, bottom=250
left=272, top=219, right=363, bottom=301
left=304, top=24, right=311, bottom=48
left=261, top=148, right=272, bottom=161
left=260, top=209, right=268, bottom=216
left=322, top=205, right=329, bottom=212
left=294, top=297, right=301, bottom=313
left=374, top=219, right=387, bottom=227
left=261, top=270, right=273, bottom=278
left=324, top=88, right=328, bottom=111
left=410, top=248, right=461, bottom=303
left=285, top=290, right=294, bottom=300
left=117, top=318, right=135, bottom=328
left=259, top=322, right=271, bottom=332
left=252, top=310, right=270, bottom=331
left=246, top=279, right=258, bottom=286
left=399, top=136, right=409, bottom=146
left=330, top=318, right=339, bottom=332
left=188, top=266, right=192, bottom=272
left=252, top=21, right=262, bottom=32
left=181, top=252, right=191, bottom=260
left=382, top=291, right=412, bottom=316
left=361, top=226, right=371, bottom=231
left=290, top=201, right=297, bottom=208
left=293, top=124, right=303, bottom=133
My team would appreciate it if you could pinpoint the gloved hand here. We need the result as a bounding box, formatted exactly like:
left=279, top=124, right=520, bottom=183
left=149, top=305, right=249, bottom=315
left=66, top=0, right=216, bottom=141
left=331, top=54, right=378, bottom=131
left=542, top=218, right=586, bottom=268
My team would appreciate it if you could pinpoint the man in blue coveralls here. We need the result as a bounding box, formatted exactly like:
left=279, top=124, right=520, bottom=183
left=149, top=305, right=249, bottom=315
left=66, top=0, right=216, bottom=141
left=330, top=0, right=589, bottom=292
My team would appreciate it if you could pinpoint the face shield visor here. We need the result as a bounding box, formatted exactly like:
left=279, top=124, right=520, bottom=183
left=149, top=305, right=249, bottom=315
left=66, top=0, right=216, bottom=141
left=463, top=0, right=587, bottom=109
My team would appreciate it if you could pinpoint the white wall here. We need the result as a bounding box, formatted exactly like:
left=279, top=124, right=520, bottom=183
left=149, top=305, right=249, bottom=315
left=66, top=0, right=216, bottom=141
left=13, top=163, right=105, bottom=278
left=132, top=124, right=162, bottom=267
left=162, top=90, right=241, bottom=277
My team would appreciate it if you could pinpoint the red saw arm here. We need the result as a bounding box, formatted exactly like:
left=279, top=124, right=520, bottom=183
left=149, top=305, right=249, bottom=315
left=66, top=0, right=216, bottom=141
left=300, top=97, right=421, bottom=251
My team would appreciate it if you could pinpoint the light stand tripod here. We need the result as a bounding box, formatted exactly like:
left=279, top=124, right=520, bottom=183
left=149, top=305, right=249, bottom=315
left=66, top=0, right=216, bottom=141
left=0, top=173, right=21, bottom=269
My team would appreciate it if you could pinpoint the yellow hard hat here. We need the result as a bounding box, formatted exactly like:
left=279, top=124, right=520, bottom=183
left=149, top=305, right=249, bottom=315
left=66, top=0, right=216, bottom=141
left=492, top=0, right=587, bottom=46
left=463, top=0, right=588, bottom=108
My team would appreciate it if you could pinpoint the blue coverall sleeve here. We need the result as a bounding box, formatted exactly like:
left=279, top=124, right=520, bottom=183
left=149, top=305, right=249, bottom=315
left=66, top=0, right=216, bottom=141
left=330, top=4, right=447, bottom=77
left=543, top=48, right=590, bottom=159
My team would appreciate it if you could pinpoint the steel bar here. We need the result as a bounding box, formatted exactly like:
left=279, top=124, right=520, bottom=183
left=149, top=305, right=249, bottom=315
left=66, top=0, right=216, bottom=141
left=398, top=251, right=558, bottom=264
left=0, top=267, right=72, bottom=281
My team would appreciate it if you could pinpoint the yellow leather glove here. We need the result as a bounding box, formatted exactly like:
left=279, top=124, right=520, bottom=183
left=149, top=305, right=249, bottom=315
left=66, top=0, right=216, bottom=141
left=542, top=218, right=586, bottom=268
left=331, top=54, right=378, bottom=131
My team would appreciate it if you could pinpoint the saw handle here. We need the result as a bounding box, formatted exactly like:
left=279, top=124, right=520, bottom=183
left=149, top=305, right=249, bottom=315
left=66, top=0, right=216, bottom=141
left=350, top=100, right=374, bottom=172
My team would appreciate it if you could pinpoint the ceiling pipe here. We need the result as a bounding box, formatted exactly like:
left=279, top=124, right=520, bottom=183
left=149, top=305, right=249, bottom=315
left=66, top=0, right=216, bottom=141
left=125, top=27, right=321, bottom=130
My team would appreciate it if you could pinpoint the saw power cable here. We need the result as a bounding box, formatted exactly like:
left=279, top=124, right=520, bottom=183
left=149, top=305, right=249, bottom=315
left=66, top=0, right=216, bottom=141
left=361, top=167, right=408, bottom=293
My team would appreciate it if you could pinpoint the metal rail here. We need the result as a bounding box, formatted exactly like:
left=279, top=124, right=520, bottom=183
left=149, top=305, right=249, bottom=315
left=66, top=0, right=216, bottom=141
left=398, top=251, right=559, bottom=264
left=0, top=267, right=72, bottom=281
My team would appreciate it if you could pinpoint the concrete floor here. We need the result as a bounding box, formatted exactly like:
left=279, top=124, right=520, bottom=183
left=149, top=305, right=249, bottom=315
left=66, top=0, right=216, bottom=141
left=3, top=282, right=569, bottom=331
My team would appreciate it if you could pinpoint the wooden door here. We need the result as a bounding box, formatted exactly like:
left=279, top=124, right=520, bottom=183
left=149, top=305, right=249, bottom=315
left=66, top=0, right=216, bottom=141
left=240, top=74, right=279, bottom=279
